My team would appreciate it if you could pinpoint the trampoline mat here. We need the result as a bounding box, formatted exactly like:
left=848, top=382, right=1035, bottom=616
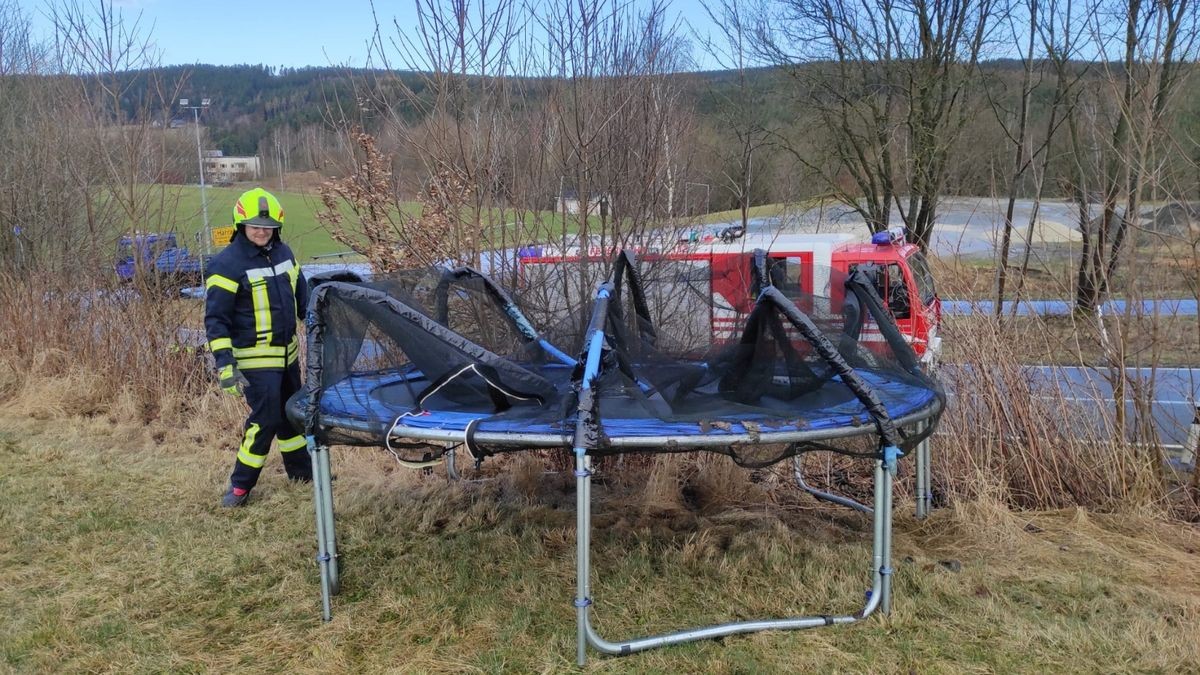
left=299, top=362, right=940, bottom=445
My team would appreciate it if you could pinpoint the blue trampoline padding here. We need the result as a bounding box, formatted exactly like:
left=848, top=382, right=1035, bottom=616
left=315, top=369, right=938, bottom=440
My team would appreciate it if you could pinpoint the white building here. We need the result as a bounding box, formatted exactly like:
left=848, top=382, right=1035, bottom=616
left=557, top=189, right=613, bottom=217
left=203, top=152, right=261, bottom=183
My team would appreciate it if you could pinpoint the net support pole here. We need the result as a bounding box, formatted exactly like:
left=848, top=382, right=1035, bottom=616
left=574, top=284, right=609, bottom=667
left=308, top=437, right=339, bottom=622
left=575, top=454, right=894, bottom=663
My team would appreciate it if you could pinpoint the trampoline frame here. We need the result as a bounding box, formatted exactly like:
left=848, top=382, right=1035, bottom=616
left=297, top=254, right=942, bottom=664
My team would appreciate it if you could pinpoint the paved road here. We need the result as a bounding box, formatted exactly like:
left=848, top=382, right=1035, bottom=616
left=942, top=298, right=1198, bottom=317
left=941, top=364, right=1199, bottom=456
left=718, top=197, right=1088, bottom=258
left=1030, top=365, right=1198, bottom=452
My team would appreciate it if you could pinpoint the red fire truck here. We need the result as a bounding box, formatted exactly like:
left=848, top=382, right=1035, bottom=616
left=518, top=227, right=941, bottom=361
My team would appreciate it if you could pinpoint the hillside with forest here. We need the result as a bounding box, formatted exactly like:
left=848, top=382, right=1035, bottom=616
left=101, top=61, right=1200, bottom=213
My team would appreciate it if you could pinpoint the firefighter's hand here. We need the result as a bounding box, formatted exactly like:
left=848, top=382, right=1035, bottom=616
left=218, top=364, right=249, bottom=396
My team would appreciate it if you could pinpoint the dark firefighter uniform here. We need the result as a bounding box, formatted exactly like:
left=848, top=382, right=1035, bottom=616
left=205, top=188, right=311, bottom=505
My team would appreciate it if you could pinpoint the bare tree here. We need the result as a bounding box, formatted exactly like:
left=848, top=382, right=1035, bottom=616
left=745, top=0, right=1003, bottom=249
left=45, top=0, right=189, bottom=286
left=318, top=0, right=697, bottom=283
left=1010, top=0, right=1092, bottom=308
left=1072, top=0, right=1198, bottom=311
left=699, top=1, right=780, bottom=230
left=538, top=0, right=695, bottom=248
left=990, top=0, right=1087, bottom=314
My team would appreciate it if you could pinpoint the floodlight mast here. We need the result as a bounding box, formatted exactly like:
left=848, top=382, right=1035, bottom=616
left=181, top=97, right=212, bottom=255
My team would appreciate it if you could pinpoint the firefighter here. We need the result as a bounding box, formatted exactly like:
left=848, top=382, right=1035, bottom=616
left=205, top=187, right=311, bottom=507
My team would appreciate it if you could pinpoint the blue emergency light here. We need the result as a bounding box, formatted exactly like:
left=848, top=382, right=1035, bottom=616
left=871, top=226, right=906, bottom=245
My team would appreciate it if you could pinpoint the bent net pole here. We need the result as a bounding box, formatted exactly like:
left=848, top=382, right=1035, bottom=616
left=434, top=266, right=576, bottom=366
left=572, top=262, right=902, bottom=665
left=842, top=269, right=940, bottom=518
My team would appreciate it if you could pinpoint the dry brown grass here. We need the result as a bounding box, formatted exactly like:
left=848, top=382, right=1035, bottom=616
left=2, top=411, right=1198, bottom=672
left=936, top=315, right=1170, bottom=510
left=929, top=248, right=1197, bottom=301
left=0, top=274, right=211, bottom=427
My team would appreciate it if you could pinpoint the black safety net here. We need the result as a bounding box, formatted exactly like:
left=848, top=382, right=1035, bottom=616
left=289, top=251, right=943, bottom=467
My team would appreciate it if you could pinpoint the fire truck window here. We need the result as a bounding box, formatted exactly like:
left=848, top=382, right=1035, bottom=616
left=853, top=264, right=889, bottom=305
left=770, top=256, right=805, bottom=292
left=886, top=263, right=910, bottom=319
left=909, top=252, right=937, bottom=305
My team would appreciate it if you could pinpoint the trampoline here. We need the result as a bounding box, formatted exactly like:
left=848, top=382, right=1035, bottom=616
left=289, top=250, right=944, bottom=664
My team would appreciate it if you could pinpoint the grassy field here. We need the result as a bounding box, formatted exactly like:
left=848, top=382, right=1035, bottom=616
left=1, top=407, right=1197, bottom=672
left=147, top=184, right=368, bottom=261
left=155, top=184, right=644, bottom=263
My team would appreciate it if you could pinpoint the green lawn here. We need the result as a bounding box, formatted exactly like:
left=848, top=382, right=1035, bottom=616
left=147, top=186, right=830, bottom=265
left=150, top=185, right=600, bottom=262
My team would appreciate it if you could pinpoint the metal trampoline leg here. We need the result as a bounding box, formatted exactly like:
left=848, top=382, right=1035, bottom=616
left=309, top=439, right=335, bottom=621
left=915, top=421, right=931, bottom=520
left=921, top=420, right=931, bottom=521
left=574, top=449, right=591, bottom=667
left=922, top=430, right=932, bottom=517
left=446, top=447, right=460, bottom=481
left=317, top=445, right=340, bottom=595
left=572, top=455, right=892, bottom=662
left=880, top=457, right=894, bottom=614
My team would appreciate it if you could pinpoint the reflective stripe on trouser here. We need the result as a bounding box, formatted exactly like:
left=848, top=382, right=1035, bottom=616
left=229, top=362, right=312, bottom=490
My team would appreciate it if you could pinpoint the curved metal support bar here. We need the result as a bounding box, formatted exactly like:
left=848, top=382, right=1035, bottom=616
left=793, top=456, right=873, bottom=514
left=436, top=266, right=579, bottom=367
left=575, top=451, right=894, bottom=664
left=583, top=611, right=861, bottom=656
left=760, top=287, right=903, bottom=448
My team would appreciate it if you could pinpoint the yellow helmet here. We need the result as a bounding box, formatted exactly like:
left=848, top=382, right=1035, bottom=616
left=232, top=188, right=284, bottom=228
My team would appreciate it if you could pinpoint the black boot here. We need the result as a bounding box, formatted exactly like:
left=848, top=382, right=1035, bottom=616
left=222, top=485, right=252, bottom=507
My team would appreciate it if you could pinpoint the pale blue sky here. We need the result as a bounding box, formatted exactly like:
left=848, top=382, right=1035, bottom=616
left=18, top=0, right=725, bottom=71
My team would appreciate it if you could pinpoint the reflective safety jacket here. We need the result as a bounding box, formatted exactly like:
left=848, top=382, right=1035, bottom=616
left=204, top=234, right=309, bottom=371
